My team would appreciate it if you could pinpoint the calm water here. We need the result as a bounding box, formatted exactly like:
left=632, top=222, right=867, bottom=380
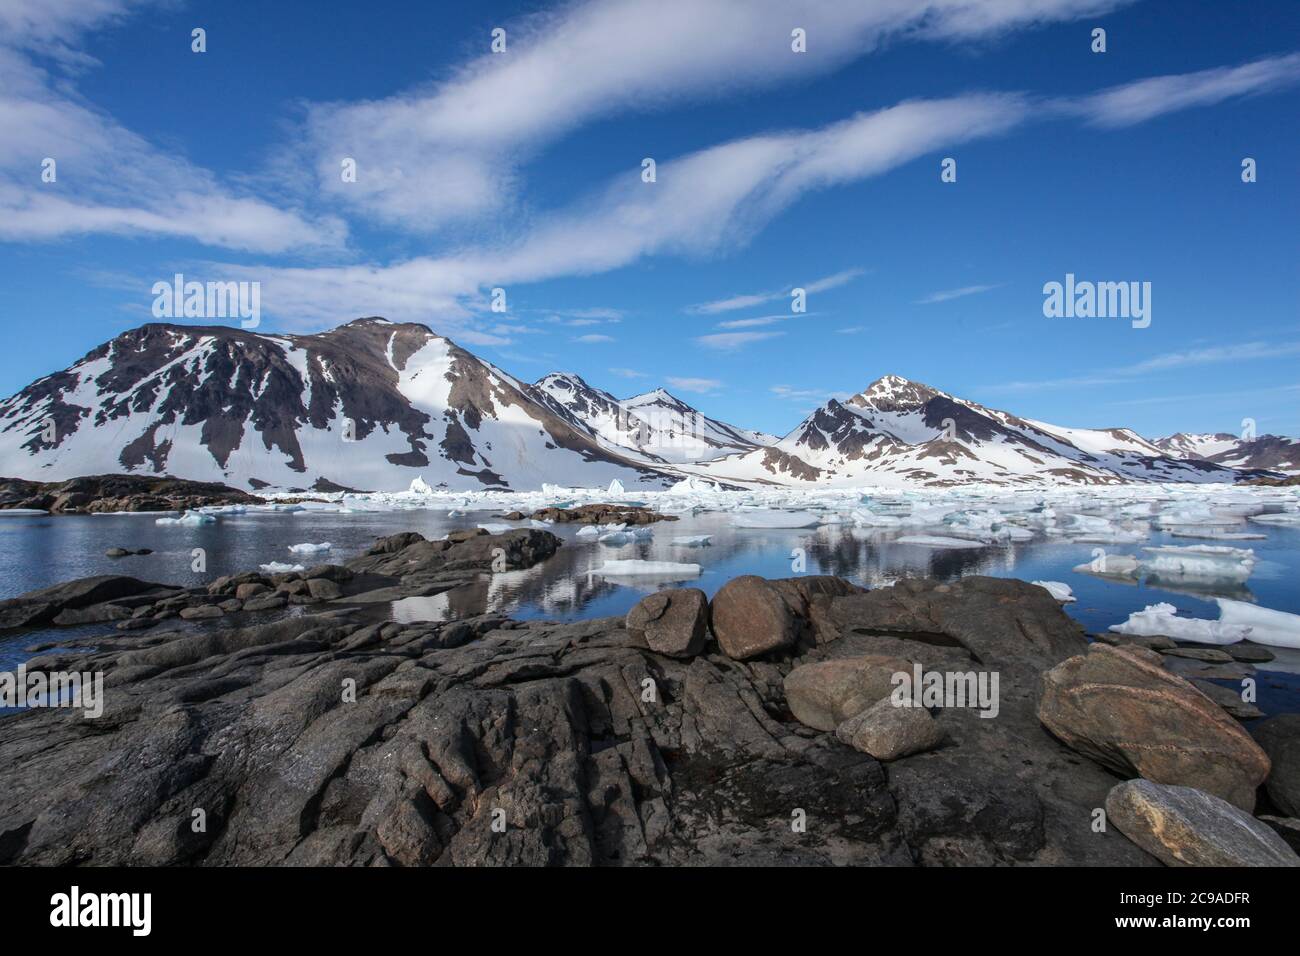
left=2, top=508, right=1297, bottom=713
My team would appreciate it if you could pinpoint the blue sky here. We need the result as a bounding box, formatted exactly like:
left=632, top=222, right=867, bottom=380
left=0, top=0, right=1297, bottom=439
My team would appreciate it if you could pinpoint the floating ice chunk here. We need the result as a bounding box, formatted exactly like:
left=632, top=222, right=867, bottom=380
left=1215, top=599, right=1300, bottom=648
left=672, top=535, right=713, bottom=547
left=670, top=476, right=721, bottom=493
left=1140, top=545, right=1255, bottom=582
left=576, top=525, right=600, bottom=537
left=733, top=511, right=821, bottom=529
left=1250, top=512, right=1300, bottom=526
left=598, top=531, right=634, bottom=545
left=1169, top=529, right=1266, bottom=540
left=595, top=560, right=701, bottom=578
left=1155, top=506, right=1243, bottom=528
left=155, top=511, right=215, bottom=526
left=607, top=479, right=625, bottom=495
left=1032, top=581, right=1076, bottom=603
left=409, top=476, right=434, bottom=495
left=447, top=509, right=466, bottom=517
left=260, top=561, right=305, bottom=574
left=287, top=542, right=331, bottom=554
left=1073, top=554, right=1140, bottom=575
left=894, top=535, right=986, bottom=549
left=0, top=508, right=48, bottom=515
left=851, top=509, right=901, bottom=528
left=1109, top=602, right=1249, bottom=646
left=529, top=519, right=552, bottom=529
left=478, top=523, right=513, bottom=534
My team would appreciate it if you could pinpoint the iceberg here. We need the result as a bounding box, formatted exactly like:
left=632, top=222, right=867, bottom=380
left=607, top=479, right=626, bottom=495
left=1032, top=581, right=1076, bottom=603
left=1109, top=602, right=1249, bottom=646
left=1216, top=599, right=1300, bottom=648
left=260, top=561, right=306, bottom=574
left=595, top=560, right=701, bottom=578
left=894, top=535, right=986, bottom=549
left=155, top=511, right=215, bottom=527
left=287, top=542, right=332, bottom=554
left=1072, top=554, right=1140, bottom=575
left=672, top=535, right=713, bottom=547
left=409, top=476, right=434, bottom=495
left=733, top=511, right=821, bottom=529
left=1140, top=545, right=1255, bottom=582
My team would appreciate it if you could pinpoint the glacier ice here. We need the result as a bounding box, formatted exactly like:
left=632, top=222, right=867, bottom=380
left=1032, top=581, right=1076, bottom=603
left=1109, top=602, right=1249, bottom=645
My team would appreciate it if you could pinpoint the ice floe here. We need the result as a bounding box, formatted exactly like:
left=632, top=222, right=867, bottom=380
left=155, top=511, right=215, bottom=526
left=595, top=560, right=701, bottom=578
left=1032, top=581, right=1076, bottom=603
left=1215, top=599, right=1300, bottom=648
left=287, top=542, right=332, bottom=554
left=260, top=561, right=306, bottom=574
left=894, top=535, right=987, bottom=549
left=733, top=511, right=821, bottom=529
left=1109, top=602, right=1250, bottom=645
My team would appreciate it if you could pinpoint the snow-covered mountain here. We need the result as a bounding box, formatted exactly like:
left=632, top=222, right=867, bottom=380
left=684, top=374, right=1252, bottom=488
left=0, top=323, right=1285, bottom=492
left=529, top=372, right=773, bottom=465
left=0, top=319, right=677, bottom=493
left=1153, top=432, right=1300, bottom=473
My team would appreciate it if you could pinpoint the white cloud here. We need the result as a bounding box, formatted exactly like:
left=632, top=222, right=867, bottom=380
left=574, top=333, right=615, bottom=343
left=690, top=268, right=865, bottom=315
left=916, top=283, right=1001, bottom=304
left=303, top=0, right=1133, bottom=231
left=608, top=367, right=647, bottom=378
left=695, top=331, right=785, bottom=350
left=1069, top=52, right=1300, bottom=127
left=988, top=340, right=1300, bottom=392
left=666, top=376, right=722, bottom=393
left=0, top=4, right=345, bottom=253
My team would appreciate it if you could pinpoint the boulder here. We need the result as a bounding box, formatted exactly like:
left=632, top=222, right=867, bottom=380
left=835, top=696, right=943, bottom=761
left=1189, top=679, right=1263, bottom=720
left=710, top=576, right=795, bottom=660
left=1252, top=714, right=1300, bottom=817
left=1039, top=643, right=1270, bottom=811
left=783, top=655, right=911, bottom=731
left=1225, top=643, right=1274, bottom=664
left=306, top=578, right=343, bottom=601
left=1105, top=780, right=1299, bottom=867
left=1259, top=816, right=1300, bottom=853
left=624, top=589, right=708, bottom=658
left=179, top=605, right=223, bottom=621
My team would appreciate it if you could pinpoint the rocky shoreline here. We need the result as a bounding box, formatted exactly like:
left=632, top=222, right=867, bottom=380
left=0, top=527, right=1296, bottom=867
left=0, top=475, right=265, bottom=514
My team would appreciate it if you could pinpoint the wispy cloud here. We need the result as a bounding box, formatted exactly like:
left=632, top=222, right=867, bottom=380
left=1069, top=52, right=1300, bottom=127
left=689, top=268, right=864, bottom=315
left=666, top=376, right=722, bottom=394
left=988, top=340, right=1300, bottom=392
left=0, top=3, right=344, bottom=252
left=300, top=0, right=1131, bottom=232
left=608, top=367, right=647, bottom=379
left=837, top=325, right=866, bottom=334
left=574, top=333, right=615, bottom=343
left=916, top=283, right=1001, bottom=304
left=695, top=330, right=784, bottom=351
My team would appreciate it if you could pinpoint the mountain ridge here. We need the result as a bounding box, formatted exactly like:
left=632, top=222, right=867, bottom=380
left=0, top=319, right=1291, bottom=492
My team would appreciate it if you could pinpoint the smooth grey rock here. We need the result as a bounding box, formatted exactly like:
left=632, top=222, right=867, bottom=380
left=835, top=696, right=943, bottom=761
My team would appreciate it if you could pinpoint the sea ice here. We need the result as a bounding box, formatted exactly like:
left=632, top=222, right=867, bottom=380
left=409, top=477, right=434, bottom=495
left=155, top=511, right=215, bottom=527
left=1109, top=602, right=1249, bottom=646
left=1215, top=599, right=1300, bottom=648
left=287, top=542, right=332, bottom=554
left=672, top=535, right=713, bottom=547
left=1140, top=545, right=1255, bottom=582
left=607, top=479, right=626, bottom=495
left=1250, top=512, right=1300, bottom=526
left=1032, top=581, right=1076, bottom=603
left=260, top=561, right=306, bottom=574
left=894, top=535, right=986, bottom=549
left=733, top=511, right=821, bottom=529
left=595, top=560, right=701, bottom=578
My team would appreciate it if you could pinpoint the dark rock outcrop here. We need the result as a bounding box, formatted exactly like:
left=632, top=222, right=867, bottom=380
left=0, top=474, right=263, bottom=514
left=624, top=589, right=708, bottom=658
left=1039, top=643, right=1271, bottom=811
